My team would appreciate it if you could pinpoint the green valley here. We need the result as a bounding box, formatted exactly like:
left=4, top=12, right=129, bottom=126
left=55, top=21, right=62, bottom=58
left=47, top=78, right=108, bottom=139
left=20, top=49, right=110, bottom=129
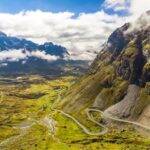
left=0, top=76, right=149, bottom=150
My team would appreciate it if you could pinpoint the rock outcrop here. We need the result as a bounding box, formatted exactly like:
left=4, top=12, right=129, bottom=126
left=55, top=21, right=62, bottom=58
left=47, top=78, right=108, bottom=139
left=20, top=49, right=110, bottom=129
left=60, top=11, right=150, bottom=126
left=104, top=85, right=140, bottom=118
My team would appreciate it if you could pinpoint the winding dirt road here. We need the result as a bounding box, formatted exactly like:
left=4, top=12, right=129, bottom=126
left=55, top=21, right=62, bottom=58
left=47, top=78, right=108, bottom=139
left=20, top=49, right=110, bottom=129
left=55, top=109, right=108, bottom=136
left=87, top=108, right=150, bottom=131
left=55, top=107, right=150, bottom=136
left=1, top=94, right=150, bottom=148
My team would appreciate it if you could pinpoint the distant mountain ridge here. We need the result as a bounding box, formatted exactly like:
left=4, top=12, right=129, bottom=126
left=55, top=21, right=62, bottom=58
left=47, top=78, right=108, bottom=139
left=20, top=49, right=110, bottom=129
left=0, top=31, right=69, bottom=58
left=0, top=31, right=89, bottom=76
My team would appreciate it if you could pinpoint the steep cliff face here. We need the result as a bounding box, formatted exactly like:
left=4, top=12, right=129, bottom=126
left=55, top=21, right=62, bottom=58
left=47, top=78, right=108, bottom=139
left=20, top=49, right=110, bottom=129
left=60, top=12, right=150, bottom=125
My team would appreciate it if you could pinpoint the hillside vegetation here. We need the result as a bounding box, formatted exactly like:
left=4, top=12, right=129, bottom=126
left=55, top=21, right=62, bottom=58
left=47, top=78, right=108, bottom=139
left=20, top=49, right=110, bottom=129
left=0, top=76, right=150, bottom=150
left=59, top=12, right=150, bottom=130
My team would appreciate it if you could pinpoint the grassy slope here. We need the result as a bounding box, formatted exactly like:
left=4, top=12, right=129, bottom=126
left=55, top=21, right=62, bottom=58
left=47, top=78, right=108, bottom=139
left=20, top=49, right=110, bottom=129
left=59, top=41, right=150, bottom=122
left=0, top=76, right=150, bottom=150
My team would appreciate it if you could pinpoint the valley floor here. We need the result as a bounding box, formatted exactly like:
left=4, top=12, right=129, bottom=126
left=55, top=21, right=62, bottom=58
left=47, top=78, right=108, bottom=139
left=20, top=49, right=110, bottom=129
left=0, top=75, right=150, bottom=150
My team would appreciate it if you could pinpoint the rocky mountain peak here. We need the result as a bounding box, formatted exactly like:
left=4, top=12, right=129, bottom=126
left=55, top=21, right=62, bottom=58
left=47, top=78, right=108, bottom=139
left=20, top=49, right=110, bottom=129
left=107, top=23, right=130, bottom=53
left=0, top=31, right=7, bottom=37
left=60, top=11, right=150, bottom=127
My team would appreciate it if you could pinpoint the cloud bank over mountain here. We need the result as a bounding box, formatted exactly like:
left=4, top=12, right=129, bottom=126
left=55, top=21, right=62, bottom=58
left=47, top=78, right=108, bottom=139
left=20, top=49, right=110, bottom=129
left=0, top=0, right=149, bottom=61
left=0, top=49, right=59, bottom=62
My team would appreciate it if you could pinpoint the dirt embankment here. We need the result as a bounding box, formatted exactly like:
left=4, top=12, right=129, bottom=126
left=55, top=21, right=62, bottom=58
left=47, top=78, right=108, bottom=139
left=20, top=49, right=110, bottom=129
left=104, top=85, right=140, bottom=118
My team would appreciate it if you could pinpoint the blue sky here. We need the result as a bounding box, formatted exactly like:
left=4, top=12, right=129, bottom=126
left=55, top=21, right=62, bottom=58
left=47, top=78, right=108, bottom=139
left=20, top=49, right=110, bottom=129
left=0, top=0, right=149, bottom=61
left=0, top=0, right=105, bottom=14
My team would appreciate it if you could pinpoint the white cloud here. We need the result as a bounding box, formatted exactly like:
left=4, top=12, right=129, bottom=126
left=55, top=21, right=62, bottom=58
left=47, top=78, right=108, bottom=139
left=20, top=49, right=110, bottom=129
left=0, top=10, right=127, bottom=61
left=68, top=51, right=97, bottom=61
left=103, top=0, right=128, bottom=11
left=129, top=0, right=150, bottom=17
left=31, top=50, right=59, bottom=61
left=125, top=12, right=150, bottom=34
left=0, top=49, right=28, bottom=62
left=0, top=49, right=59, bottom=62
left=0, top=63, right=7, bottom=67
left=104, top=0, right=150, bottom=18
left=0, top=0, right=149, bottom=61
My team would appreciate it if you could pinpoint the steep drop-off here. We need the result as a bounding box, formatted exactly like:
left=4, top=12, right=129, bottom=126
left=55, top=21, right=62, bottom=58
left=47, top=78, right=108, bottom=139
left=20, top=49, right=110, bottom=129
left=59, top=11, right=150, bottom=127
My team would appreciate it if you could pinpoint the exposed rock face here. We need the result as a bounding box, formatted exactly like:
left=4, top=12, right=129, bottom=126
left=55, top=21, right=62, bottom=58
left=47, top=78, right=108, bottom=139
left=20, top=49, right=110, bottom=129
left=89, top=23, right=131, bottom=73
left=107, top=23, right=130, bottom=53
left=138, top=105, right=150, bottom=127
left=60, top=12, right=150, bottom=124
left=92, top=25, right=150, bottom=118
left=117, top=35, right=147, bottom=85
left=104, top=85, right=140, bottom=118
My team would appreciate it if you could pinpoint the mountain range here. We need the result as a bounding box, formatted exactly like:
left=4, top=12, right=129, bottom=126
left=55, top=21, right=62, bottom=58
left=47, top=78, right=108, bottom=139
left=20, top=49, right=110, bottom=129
left=0, top=32, right=89, bottom=76
left=0, top=31, right=68, bottom=57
